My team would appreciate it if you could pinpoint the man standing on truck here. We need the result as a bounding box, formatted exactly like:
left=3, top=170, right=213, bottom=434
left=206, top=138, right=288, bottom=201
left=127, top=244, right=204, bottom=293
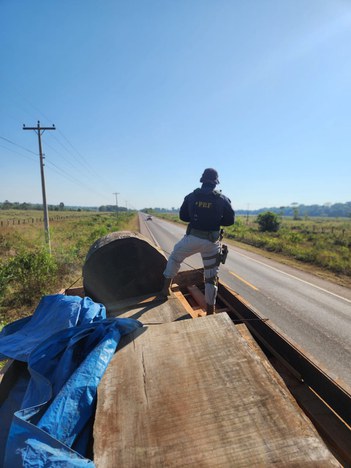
left=161, top=168, right=235, bottom=314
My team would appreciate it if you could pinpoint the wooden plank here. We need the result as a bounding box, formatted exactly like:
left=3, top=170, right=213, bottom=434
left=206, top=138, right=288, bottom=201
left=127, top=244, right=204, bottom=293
left=94, top=314, right=339, bottom=467
left=172, top=290, right=206, bottom=318
left=63, top=282, right=202, bottom=323
left=186, top=284, right=207, bottom=310
left=173, top=284, right=206, bottom=317
left=108, top=294, right=191, bottom=324
left=172, top=290, right=198, bottom=319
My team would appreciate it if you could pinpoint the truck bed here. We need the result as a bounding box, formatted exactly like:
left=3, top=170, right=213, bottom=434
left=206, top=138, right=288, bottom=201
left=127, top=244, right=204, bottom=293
left=1, top=232, right=348, bottom=466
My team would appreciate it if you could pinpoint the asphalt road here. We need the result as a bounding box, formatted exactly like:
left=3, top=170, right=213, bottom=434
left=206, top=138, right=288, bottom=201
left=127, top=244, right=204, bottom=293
left=140, top=213, right=351, bottom=390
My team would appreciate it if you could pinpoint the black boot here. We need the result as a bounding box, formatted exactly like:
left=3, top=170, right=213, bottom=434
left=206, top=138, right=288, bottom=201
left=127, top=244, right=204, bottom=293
left=160, top=277, right=172, bottom=297
left=206, top=304, right=215, bottom=315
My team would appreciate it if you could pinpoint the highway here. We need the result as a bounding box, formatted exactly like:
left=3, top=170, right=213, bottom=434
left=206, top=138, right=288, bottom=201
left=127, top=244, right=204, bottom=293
left=139, top=213, right=351, bottom=390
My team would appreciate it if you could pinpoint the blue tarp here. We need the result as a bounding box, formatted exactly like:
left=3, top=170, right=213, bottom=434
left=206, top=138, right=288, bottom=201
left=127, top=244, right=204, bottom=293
left=0, top=295, right=106, bottom=362
left=0, top=295, right=142, bottom=467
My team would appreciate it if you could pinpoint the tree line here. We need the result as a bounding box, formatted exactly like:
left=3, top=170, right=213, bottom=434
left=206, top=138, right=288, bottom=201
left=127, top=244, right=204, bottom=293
left=2, top=200, right=350, bottom=218
left=0, top=200, right=135, bottom=213
left=0, top=200, right=67, bottom=211
left=237, top=202, right=351, bottom=218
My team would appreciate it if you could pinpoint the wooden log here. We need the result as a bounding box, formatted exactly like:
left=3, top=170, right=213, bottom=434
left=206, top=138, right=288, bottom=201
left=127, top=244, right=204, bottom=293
left=83, top=231, right=167, bottom=310
left=186, top=284, right=207, bottom=310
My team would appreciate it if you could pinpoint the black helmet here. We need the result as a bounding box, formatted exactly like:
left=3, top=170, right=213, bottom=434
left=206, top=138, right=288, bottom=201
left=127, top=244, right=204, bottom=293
left=200, top=168, right=219, bottom=184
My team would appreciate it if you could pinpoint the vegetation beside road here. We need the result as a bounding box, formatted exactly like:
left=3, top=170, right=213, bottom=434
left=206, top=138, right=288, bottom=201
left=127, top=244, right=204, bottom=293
left=0, top=211, right=138, bottom=326
left=156, top=213, right=351, bottom=286
left=1, top=209, right=350, bottom=327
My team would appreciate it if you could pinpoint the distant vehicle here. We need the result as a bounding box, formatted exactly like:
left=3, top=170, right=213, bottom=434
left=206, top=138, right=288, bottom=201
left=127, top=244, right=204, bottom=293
left=146, top=215, right=153, bottom=221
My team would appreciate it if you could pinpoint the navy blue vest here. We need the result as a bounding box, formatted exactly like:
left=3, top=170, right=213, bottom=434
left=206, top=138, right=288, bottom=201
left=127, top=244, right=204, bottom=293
left=180, top=184, right=235, bottom=230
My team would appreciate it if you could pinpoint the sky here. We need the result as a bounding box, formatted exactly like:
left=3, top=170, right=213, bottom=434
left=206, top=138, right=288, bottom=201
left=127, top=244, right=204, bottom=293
left=1, top=0, right=350, bottom=211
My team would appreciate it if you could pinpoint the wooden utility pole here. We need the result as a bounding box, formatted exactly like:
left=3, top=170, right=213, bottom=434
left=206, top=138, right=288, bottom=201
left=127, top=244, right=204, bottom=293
left=23, top=121, right=56, bottom=253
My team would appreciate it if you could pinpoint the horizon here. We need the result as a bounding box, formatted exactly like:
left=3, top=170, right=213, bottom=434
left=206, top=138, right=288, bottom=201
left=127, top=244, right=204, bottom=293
left=1, top=198, right=350, bottom=213
left=1, top=1, right=350, bottom=210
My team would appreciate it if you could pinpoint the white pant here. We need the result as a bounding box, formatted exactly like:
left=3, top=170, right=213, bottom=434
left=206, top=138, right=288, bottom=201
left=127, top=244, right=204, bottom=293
left=163, top=234, right=221, bottom=306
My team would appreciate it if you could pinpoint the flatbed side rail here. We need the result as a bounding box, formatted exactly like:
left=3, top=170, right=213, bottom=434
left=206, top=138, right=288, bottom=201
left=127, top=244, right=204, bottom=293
left=218, top=282, right=351, bottom=429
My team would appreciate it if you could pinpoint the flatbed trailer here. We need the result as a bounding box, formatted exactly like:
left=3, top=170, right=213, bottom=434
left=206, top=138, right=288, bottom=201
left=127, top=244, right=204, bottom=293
left=1, top=231, right=351, bottom=466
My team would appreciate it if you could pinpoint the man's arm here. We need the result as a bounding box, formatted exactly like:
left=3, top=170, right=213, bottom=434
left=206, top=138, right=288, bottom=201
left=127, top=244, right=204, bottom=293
left=179, top=196, right=190, bottom=222
left=221, top=197, right=235, bottom=226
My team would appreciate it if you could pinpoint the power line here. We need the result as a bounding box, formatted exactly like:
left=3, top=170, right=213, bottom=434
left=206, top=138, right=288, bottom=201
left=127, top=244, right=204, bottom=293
left=45, top=159, right=112, bottom=202
left=0, top=135, right=38, bottom=156
left=3, top=87, right=113, bottom=189
left=54, top=129, right=116, bottom=192
left=0, top=135, right=112, bottom=204
left=41, top=138, right=92, bottom=175
left=0, top=143, right=37, bottom=163
left=44, top=131, right=116, bottom=194
left=57, top=129, right=92, bottom=167
left=3, top=92, right=117, bottom=193
left=3, top=84, right=116, bottom=185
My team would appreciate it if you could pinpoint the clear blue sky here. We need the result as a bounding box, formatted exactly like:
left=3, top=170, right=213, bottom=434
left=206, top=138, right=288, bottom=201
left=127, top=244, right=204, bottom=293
left=1, top=0, right=350, bottom=211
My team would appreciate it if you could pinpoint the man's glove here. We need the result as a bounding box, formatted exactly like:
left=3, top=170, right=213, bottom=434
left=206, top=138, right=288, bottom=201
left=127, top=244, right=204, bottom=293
left=220, top=244, right=228, bottom=264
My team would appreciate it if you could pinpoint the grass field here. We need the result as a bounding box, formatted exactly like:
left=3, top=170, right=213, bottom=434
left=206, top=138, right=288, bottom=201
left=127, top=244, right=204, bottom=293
left=1, top=210, right=350, bottom=327
left=157, top=213, right=351, bottom=287
left=0, top=211, right=139, bottom=325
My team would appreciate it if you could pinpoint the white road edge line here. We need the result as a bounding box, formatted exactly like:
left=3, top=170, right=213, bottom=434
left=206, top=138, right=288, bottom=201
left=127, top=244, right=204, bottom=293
left=233, top=249, right=351, bottom=304
left=141, top=216, right=161, bottom=249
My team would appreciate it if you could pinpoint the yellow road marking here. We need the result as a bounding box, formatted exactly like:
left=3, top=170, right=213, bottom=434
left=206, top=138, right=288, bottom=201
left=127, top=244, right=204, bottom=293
left=229, top=271, right=259, bottom=291
left=233, top=250, right=351, bottom=304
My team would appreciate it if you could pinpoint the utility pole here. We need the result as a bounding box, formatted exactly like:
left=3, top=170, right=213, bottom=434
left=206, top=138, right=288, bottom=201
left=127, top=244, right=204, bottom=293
left=113, top=192, right=120, bottom=218
left=23, top=121, right=55, bottom=253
